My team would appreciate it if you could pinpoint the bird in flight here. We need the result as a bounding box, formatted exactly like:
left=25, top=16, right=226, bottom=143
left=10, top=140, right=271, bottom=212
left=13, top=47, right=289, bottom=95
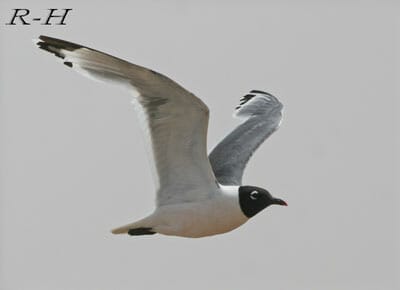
left=36, top=35, right=287, bottom=238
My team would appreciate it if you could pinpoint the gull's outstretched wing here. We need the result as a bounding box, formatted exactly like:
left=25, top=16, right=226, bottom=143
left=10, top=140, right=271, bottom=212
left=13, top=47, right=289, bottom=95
left=36, top=35, right=218, bottom=206
left=209, top=90, right=283, bottom=185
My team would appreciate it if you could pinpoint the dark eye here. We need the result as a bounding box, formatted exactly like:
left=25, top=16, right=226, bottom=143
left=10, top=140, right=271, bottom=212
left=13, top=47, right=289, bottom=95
left=250, top=190, right=259, bottom=200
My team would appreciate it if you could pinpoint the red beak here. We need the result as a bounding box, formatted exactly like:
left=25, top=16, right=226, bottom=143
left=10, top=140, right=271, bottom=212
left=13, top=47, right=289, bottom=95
left=274, top=198, right=288, bottom=206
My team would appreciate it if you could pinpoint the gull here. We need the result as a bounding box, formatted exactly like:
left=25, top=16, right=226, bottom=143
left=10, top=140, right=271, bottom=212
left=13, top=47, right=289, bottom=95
left=35, top=35, right=287, bottom=238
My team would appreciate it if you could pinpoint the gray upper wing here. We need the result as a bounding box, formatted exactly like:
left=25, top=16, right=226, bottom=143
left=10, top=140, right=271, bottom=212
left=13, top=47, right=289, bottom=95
left=36, top=35, right=219, bottom=207
left=209, top=90, right=283, bottom=185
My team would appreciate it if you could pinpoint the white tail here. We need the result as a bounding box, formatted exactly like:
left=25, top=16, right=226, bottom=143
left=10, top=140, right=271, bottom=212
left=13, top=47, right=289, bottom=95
left=111, top=222, right=139, bottom=234
left=111, top=215, right=153, bottom=235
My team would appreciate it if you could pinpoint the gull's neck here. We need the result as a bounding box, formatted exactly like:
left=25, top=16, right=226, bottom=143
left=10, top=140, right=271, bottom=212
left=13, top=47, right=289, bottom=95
left=218, top=184, right=240, bottom=196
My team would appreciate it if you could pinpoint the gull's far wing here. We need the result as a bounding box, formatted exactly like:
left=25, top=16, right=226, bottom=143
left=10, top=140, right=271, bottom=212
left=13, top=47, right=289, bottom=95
left=209, top=90, right=283, bottom=185
left=36, top=35, right=218, bottom=206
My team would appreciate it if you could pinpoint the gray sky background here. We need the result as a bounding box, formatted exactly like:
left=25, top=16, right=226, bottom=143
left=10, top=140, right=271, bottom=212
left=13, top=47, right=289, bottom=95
left=1, top=1, right=399, bottom=290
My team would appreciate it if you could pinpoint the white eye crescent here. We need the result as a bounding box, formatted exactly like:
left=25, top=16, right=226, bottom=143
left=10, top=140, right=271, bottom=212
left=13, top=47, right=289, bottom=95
left=250, top=190, right=259, bottom=200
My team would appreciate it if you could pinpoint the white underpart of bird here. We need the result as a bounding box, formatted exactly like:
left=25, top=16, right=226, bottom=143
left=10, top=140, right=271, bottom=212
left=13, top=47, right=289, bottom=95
left=35, top=35, right=287, bottom=238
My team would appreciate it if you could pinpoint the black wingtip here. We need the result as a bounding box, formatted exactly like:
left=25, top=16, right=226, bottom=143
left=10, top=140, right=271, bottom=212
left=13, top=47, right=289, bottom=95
left=237, top=90, right=278, bottom=109
left=35, top=35, right=84, bottom=60
left=38, top=35, right=82, bottom=51
left=239, top=94, right=256, bottom=106
left=37, top=42, right=65, bottom=59
left=250, top=90, right=273, bottom=96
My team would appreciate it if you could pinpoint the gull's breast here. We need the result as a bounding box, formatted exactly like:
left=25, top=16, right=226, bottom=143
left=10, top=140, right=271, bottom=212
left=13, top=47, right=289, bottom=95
left=153, top=194, right=248, bottom=238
